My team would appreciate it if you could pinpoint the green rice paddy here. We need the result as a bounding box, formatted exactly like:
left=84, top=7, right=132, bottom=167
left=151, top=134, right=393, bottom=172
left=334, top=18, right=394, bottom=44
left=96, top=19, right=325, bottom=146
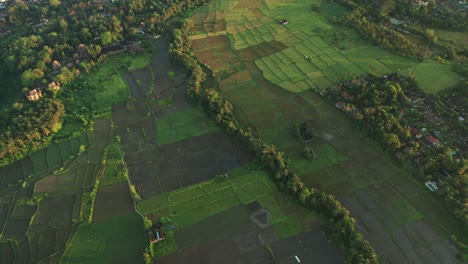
left=155, top=107, right=222, bottom=145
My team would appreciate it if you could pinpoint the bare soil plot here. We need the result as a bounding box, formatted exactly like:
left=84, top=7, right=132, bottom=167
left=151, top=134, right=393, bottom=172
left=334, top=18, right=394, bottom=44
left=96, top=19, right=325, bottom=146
left=174, top=205, right=256, bottom=248
left=170, top=133, right=251, bottom=186
left=0, top=204, right=10, bottom=232
left=269, top=229, right=344, bottom=264
left=93, top=182, right=134, bottom=222
left=158, top=237, right=246, bottom=264
left=30, top=194, right=76, bottom=229
left=0, top=160, right=24, bottom=189
left=126, top=132, right=251, bottom=198
left=0, top=241, right=15, bottom=264
left=163, top=205, right=273, bottom=264
left=237, top=40, right=287, bottom=60
left=111, top=102, right=142, bottom=126
left=127, top=164, right=162, bottom=198
left=1, top=218, right=31, bottom=240
left=130, top=68, right=152, bottom=95
left=21, top=157, right=34, bottom=178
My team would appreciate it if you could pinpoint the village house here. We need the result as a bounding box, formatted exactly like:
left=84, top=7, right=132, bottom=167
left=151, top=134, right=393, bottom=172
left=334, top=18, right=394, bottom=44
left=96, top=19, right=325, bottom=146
left=341, top=91, right=353, bottom=101
left=278, top=19, right=288, bottom=25
left=410, top=127, right=423, bottom=139
left=52, top=60, right=61, bottom=70
left=427, top=135, right=440, bottom=146
left=148, top=229, right=165, bottom=243
left=47, top=81, right=60, bottom=91
left=26, top=88, right=43, bottom=101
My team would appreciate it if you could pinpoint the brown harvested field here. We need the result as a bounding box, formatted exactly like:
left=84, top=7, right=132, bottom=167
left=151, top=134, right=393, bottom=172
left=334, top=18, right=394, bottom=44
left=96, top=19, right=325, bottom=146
left=21, top=157, right=34, bottom=178
left=269, top=230, right=344, bottom=264
left=0, top=241, right=15, bottom=264
left=191, top=35, right=228, bottom=50
left=125, top=132, right=251, bottom=198
left=122, top=72, right=140, bottom=98
left=114, top=125, right=140, bottom=154
left=31, top=194, right=76, bottom=229
left=111, top=102, right=142, bottom=126
left=158, top=237, right=247, bottom=264
left=1, top=219, right=30, bottom=240
left=127, top=164, right=162, bottom=198
left=0, top=160, right=24, bottom=189
left=237, top=40, right=288, bottom=60
left=162, top=205, right=274, bottom=264
left=0, top=204, right=10, bottom=232
left=10, top=205, right=37, bottom=220
left=130, top=68, right=152, bottom=95
left=92, top=119, right=111, bottom=148
left=93, top=182, right=134, bottom=222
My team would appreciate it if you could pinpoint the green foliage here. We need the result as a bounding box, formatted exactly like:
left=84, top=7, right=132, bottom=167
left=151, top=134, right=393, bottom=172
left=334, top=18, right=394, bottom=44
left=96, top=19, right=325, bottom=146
left=130, top=184, right=141, bottom=201
left=0, top=98, right=65, bottom=166
left=78, top=144, right=86, bottom=155
left=81, top=178, right=100, bottom=223
left=155, top=108, right=221, bottom=145
left=61, top=213, right=147, bottom=263
left=150, top=231, right=178, bottom=258
left=325, top=73, right=467, bottom=227
left=143, top=216, right=153, bottom=230
left=295, top=122, right=317, bottom=142
left=167, top=70, right=175, bottom=79
left=304, top=146, right=315, bottom=160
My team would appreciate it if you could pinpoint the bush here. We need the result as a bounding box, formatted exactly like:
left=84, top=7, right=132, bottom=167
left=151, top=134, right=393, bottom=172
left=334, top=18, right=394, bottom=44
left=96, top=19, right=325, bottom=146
left=304, top=147, right=316, bottom=160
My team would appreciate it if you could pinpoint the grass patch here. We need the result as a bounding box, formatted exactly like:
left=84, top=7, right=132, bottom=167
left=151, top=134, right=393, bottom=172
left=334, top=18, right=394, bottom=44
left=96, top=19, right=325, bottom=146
left=156, top=107, right=222, bottom=145
left=61, top=213, right=147, bottom=264
left=101, top=141, right=127, bottom=186
left=150, top=232, right=178, bottom=258
left=387, top=199, right=424, bottom=225
left=407, top=62, right=463, bottom=93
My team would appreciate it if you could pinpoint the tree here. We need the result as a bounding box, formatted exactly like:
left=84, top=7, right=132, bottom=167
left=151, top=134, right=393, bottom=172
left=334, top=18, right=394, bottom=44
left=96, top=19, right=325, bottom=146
left=101, top=31, right=114, bottom=46
left=21, top=68, right=44, bottom=87
left=167, top=70, right=175, bottom=79
left=88, top=44, right=102, bottom=59
left=49, top=0, right=60, bottom=7
left=304, top=147, right=315, bottom=160
left=58, top=18, right=68, bottom=33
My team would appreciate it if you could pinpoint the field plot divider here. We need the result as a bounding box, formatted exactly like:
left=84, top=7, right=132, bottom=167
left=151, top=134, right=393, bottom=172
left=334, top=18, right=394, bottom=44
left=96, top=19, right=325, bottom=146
left=114, top=141, right=146, bottom=222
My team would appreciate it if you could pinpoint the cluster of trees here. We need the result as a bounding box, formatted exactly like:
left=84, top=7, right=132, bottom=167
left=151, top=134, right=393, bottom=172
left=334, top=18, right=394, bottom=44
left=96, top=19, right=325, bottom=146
left=340, top=8, right=433, bottom=60
left=325, top=74, right=467, bottom=230
left=395, top=0, right=467, bottom=31
left=331, top=0, right=467, bottom=61
left=166, top=18, right=379, bottom=263
left=0, top=98, right=64, bottom=166
left=295, top=121, right=317, bottom=142
left=335, top=0, right=467, bottom=31
left=0, top=0, right=216, bottom=166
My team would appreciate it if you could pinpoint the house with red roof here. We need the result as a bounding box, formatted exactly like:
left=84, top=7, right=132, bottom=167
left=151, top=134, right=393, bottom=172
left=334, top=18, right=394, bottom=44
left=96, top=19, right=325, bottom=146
left=341, top=91, right=353, bottom=101
left=427, top=135, right=440, bottom=146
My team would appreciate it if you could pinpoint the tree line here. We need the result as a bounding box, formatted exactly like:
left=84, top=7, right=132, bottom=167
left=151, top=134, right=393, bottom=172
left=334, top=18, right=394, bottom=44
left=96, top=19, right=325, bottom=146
left=329, top=0, right=467, bottom=62
left=165, top=18, right=379, bottom=263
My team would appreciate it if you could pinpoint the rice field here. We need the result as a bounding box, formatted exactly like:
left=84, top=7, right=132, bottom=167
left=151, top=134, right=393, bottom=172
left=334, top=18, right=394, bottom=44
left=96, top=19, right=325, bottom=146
left=189, top=0, right=465, bottom=262
left=191, top=0, right=463, bottom=94
left=137, top=164, right=318, bottom=237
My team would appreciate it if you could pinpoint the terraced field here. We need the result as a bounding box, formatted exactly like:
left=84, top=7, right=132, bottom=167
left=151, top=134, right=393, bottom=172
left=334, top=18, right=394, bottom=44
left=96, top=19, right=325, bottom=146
left=189, top=0, right=465, bottom=263
left=191, top=0, right=463, bottom=94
